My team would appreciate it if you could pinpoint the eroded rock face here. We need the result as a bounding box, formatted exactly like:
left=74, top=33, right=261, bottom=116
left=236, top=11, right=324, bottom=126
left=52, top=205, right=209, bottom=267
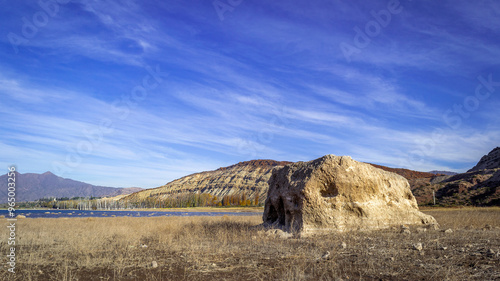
left=120, top=160, right=292, bottom=204
left=263, top=155, right=436, bottom=235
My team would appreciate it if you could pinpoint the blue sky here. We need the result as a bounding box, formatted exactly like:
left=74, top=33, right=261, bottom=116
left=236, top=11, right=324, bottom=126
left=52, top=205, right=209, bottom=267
left=1, top=0, right=499, bottom=188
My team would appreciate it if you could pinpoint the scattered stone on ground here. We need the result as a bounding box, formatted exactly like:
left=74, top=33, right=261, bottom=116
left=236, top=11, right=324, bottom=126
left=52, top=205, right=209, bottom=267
left=275, top=229, right=293, bottom=239
left=413, top=243, right=423, bottom=251
left=262, top=229, right=293, bottom=239
left=416, top=227, right=427, bottom=233
left=427, top=224, right=440, bottom=230
left=401, top=229, right=411, bottom=235
left=486, top=249, right=498, bottom=257
left=321, top=251, right=331, bottom=260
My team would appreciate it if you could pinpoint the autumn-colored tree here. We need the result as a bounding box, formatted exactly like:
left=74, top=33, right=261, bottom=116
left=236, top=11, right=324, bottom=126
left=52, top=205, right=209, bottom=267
left=222, top=195, right=229, bottom=206
left=241, top=193, right=247, bottom=206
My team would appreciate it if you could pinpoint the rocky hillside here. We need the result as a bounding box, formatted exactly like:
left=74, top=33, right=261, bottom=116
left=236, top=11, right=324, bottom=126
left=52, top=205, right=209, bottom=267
left=0, top=172, right=142, bottom=203
left=412, top=147, right=500, bottom=206
left=412, top=169, right=500, bottom=206
left=468, top=147, right=500, bottom=172
left=120, top=160, right=292, bottom=204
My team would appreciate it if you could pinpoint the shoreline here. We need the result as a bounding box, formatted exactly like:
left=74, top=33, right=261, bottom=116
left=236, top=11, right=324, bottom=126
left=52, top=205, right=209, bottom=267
left=0, top=206, right=265, bottom=213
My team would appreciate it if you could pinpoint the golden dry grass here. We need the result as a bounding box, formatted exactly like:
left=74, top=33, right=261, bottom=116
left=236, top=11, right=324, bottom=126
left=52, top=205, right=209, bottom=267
left=0, top=208, right=499, bottom=280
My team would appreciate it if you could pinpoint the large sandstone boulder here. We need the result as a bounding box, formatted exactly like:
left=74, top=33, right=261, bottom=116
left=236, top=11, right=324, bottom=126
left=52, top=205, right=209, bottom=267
left=263, top=155, right=436, bottom=235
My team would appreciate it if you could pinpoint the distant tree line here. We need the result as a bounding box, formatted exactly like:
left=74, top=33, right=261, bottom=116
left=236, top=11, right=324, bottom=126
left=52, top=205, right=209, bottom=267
left=130, top=192, right=261, bottom=209
left=1, top=196, right=104, bottom=209
left=3, top=193, right=263, bottom=210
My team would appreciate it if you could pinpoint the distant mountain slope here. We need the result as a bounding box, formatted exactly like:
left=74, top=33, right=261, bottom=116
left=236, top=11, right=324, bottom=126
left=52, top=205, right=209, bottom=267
left=412, top=168, right=500, bottom=206
left=428, top=170, right=459, bottom=176
left=120, top=160, right=292, bottom=204
left=0, top=172, right=142, bottom=203
left=412, top=147, right=500, bottom=206
left=367, top=164, right=439, bottom=179
left=468, top=147, right=500, bottom=172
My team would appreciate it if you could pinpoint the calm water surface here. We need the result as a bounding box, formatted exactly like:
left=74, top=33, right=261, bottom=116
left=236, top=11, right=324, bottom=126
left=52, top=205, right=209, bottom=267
left=0, top=209, right=262, bottom=218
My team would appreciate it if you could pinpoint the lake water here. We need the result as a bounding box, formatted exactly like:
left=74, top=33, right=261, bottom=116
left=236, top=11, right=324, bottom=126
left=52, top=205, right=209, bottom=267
left=0, top=209, right=262, bottom=218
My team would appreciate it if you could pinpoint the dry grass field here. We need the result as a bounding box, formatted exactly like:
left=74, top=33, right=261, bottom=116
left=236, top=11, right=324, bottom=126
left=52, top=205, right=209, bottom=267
left=1, top=208, right=499, bottom=280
